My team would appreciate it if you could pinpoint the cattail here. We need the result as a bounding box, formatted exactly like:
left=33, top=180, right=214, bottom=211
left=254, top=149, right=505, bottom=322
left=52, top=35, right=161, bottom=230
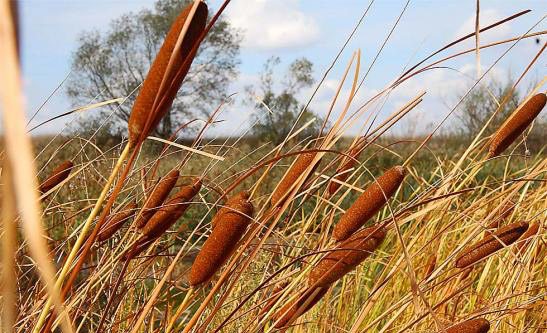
left=513, top=222, right=539, bottom=254
left=423, top=254, right=436, bottom=280
left=455, top=221, right=528, bottom=268
left=488, top=93, right=546, bottom=158
left=333, top=166, right=405, bottom=241
left=39, top=161, right=74, bottom=194
left=141, top=178, right=202, bottom=239
left=127, top=2, right=208, bottom=145
left=134, top=170, right=179, bottom=228
left=211, top=191, right=250, bottom=229
left=124, top=179, right=201, bottom=261
left=189, top=191, right=253, bottom=286
left=446, top=318, right=490, bottom=333
left=328, top=138, right=365, bottom=195
left=309, top=225, right=386, bottom=287
left=271, top=152, right=318, bottom=207
left=273, top=287, right=328, bottom=329
left=98, top=202, right=137, bottom=242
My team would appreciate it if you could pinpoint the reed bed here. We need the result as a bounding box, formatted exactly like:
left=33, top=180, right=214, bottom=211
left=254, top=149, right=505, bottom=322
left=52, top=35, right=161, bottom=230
left=1, top=2, right=546, bottom=333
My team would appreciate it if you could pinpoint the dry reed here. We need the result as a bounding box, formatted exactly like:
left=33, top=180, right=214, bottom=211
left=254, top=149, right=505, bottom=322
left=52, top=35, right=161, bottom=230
left=488, top=92, right=546, bottom=158
left=483, top=200, right=515, bottom=238
left=423, top=254, right=436, bottom=280
left=188, top=190, right=253, bottom=286
left=134, top=170, right=179, bottom=228
left=38, top=161, right=73, bottom=194
left=446, top=318, right=490, bottom=333
left=328, top=138, right=365, bottom=194
left=456, top=221, right=528, bottom=268
left=333, top=166, right=405, bottom=241
left=309, top=225, right=386, bottom=287
left=127, top=1, right=208, bottom=145
left=97, top=202, right=137, bottom=242
left=271, top=152, right=318, bottom=206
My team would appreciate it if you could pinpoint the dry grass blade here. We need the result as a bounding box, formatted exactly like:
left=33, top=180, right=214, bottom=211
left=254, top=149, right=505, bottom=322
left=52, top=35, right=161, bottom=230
left=135, top=170, right=179, bottom=228
left=423, top=254, right=437, bottom=280
left=0, top=3, right=73, bottom=332
left=270, top=152, right=319, bottom=206
left=127, top=1, right=208, bottom=145
left=483, top=199, right=515, bottom=238
left=97, top=202, right=138, bottom=242
left=273, top=287, right=328, bottom=329
left=333, top=166, right=405, bottom=241
left=310, top=225, right=386, bottom=287
left=38, top=161, right=73, bottom=194
left=455, top=221, right=529, bottom=268
left=328, top=137, right=366, bottom=195
left=2, top=162, right=17, bottom=332
left=488, top=92, right=546, bottom=157
left=189, top=191, right=253, bottom=286
left=446, top=318, right=490, bottom=333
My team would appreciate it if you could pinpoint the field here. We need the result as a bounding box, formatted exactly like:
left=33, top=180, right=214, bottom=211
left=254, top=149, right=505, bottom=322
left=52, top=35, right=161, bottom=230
left=1, top=1, right=546, bottom=333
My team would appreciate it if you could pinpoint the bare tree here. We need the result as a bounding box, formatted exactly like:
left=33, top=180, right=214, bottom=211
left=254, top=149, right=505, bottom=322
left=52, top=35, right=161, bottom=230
left=67, top=0, right=241, bottom=138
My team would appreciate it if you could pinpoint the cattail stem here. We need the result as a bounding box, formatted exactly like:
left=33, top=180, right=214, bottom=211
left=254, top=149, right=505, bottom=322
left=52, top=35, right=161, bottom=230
left=33, top=142, right=130, bottom=333
left=165, top=288, right=195, bottom=333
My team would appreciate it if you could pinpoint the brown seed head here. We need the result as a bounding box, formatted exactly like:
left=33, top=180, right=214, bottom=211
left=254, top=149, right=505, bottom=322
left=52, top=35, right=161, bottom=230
left=39, top=161, right=74, bottom=194
left=189, top=190, right=253, bottom=286
left=128, top=2, right=208, bottom=145
left=273, top=287, right=328, bottom=329
left=456, top=221, right=528, bottom=268
left=98, top=202, right=138, bottom=242
left=271, top=152, right=318, bottom=207
left=446, top=318, right=490, bottom=333
left=333, top=166, right=405, bottom=241
left=141, top=178, right=201, bottom=239
left=328, top=138, right=366, bottom=195
left=260, top=281, right=289, bottom=315
left=135, top=170, right=179, bottom=228
left=309, top=225, right=386, bottom=287
left=488, top=93, right=546, bottom=158
left=211, top=190, right=250, bottom=229
left=513, top=222, right=539, bottom=254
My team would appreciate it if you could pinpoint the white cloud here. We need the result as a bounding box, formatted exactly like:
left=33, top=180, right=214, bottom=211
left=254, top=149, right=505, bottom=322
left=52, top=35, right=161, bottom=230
left=226, top=0, right=320, bottom=50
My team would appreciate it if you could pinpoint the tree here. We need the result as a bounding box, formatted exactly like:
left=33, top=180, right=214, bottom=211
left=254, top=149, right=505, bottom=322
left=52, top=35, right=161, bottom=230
left=456, top=77, right=520, bottom=137
left=247, top=57, right=323, bottom=145
left=67, top=0, right=241, bottom=138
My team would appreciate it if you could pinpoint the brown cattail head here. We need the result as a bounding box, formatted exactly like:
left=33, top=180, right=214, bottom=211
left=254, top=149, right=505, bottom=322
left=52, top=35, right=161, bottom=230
left=423, top=254, right=436, bottom=280
left=455, top=221, right=529, bottom=268
left=446, top=318, right=490, bottom=333
left=309, top=225, right=386, bottom=287
left=273, top=287, right=328, bottom=329
left=333, top=166, right=405, bottom=241
left=98, top=202, right=138, bottom=242
left=134, top=170, right=179, bottom=228
left=271, top=152, right=319, bottom=207
left=189, top=190, right=253, bottom=286
left=127, top=2, right=208, bottom=145
left=488, top=93, right=546, bottom=158
left=513, top=222, right=539, bottom=255
left=328, top=138, right=366, bottom=195
left=39, top=161, right=74, bottom=194
left=141, top=178, right=201, bottom=239
left=211, top=190, right=250, bottom=229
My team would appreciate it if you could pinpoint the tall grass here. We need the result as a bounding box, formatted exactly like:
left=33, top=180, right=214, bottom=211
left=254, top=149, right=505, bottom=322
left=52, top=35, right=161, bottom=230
left=1, top=1, right=546, bottom=333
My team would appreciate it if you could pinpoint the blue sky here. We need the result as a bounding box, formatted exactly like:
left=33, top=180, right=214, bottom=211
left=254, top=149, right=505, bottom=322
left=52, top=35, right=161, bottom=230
left=18, top=0, right=546, bottom=137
